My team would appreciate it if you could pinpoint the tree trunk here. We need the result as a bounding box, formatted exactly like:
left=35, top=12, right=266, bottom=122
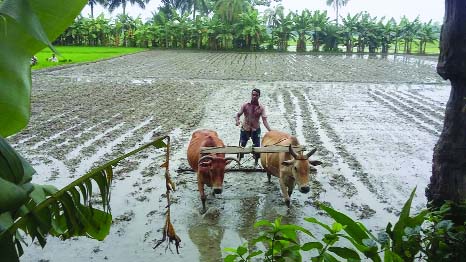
left=336, top=4, right=339, bottom=26
left=90, top=3, right=94, bottom=18
left=193, top=2, right=196, bottom=20
left=426, top=0, right=466, bottom=223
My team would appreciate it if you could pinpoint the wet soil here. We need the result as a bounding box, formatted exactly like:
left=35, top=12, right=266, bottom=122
left=12, top=50, right=449, bottom=261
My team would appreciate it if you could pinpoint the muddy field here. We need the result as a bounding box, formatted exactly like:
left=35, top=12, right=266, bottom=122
left=11, top=50, right=449, bottom=261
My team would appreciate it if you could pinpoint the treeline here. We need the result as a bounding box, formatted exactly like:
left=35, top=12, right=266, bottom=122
left=55, top=3, right=440, bottom=54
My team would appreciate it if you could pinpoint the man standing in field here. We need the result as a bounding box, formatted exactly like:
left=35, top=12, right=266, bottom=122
left=235, top=88, right=272, bottom=165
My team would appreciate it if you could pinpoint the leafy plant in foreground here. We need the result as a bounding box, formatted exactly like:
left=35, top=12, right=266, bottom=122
left=225, top=188, right=466, bottom=261
left=0, top=1, right=180, bottom=259
left=0, top=136, right=171, bottom=261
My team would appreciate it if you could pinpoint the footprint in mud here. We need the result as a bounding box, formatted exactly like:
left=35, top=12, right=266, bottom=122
left=113, top=210, right=135, bottom=222
left=346, top=203, right=376, bottom=219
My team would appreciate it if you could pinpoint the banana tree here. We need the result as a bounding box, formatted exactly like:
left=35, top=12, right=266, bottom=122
left=273, top=11, right=294, bottom=51
left=321, top=23, right=341, bottom=52
left=340, top=12, right=360, bottom=53
left=114, top=14, right=139, bottom=46
left=57, top=15, right=88, bottom=46
left=85, top=14, right=112, bottom=46
left=151, top=10, right=170, bottom=47
left=206, top=16, right=227, bottom=50
left=365, top=19, right=383, bottom=53
left=134, top=21, right=151, bottom=47
left=399, top=16, right=421, bottom=54
left=190, top=15, right=209, bottom=49
left=172, top=11, right=192, bottom=48
left=310, top=10, right=330, bottom=52
left=354, top=12, right=376, bottom=53
left=237, top=8, right=265, bottom=50
left=417, top=20, right=438, bottom=54
left=379, top=18, right=396, bottom=54
left=292, top=9, right=312, bottom=52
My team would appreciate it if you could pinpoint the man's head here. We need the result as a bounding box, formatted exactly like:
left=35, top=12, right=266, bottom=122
left=251, top=88, right=261, bottom=104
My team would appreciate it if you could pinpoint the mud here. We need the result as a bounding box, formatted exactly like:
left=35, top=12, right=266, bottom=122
left=12, top=50, right=449, bottom=261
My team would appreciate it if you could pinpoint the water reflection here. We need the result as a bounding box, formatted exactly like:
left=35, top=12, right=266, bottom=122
left=188, top=209, right=225, bottom=262
left=236, top=184, right=301, bottom=253
left=237, top=195, right=260, bottom=251
left=342, top=53, right=437, bottom=67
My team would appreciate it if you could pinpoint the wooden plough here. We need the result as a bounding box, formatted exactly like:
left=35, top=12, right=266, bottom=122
left=176, top=145, right=306, bottom=173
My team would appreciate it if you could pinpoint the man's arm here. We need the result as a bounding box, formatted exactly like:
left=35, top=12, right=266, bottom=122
left=262, top=116, right=271, bottom=132
left=235, top=105, right=244, bottom=126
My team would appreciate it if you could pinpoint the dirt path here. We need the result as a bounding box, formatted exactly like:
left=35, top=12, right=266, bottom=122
left=13, top=50, right=449, bottom=261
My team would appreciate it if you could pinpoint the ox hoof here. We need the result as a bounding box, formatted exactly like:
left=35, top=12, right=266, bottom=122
left=299, top=186, right=310, bottom=194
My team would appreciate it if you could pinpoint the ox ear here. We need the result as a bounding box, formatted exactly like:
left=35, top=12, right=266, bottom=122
left=309, top=160, right=322, bottom=166
left=281, top=159, right=294, bottom=166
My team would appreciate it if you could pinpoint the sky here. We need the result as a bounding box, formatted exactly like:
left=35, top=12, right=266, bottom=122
left=81, top=0, right=445, bottom=23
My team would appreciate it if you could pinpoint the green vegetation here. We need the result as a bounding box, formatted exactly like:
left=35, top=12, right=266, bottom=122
left=0, top=0, right=113, bottom=261
left=32, top=46, right=147, bottom=70
left=0, top=2, right=176, bottom=260
left=225, top=189, right=466, bottom=262
left=56, top=1, right=440, bottom=55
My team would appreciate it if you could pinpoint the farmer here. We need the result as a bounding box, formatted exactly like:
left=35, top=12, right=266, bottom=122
left=30, top=56, right=38, bottom=66
left=235, top=88, right=272, bottom=165
left=48, top=53, right=58, bottom=62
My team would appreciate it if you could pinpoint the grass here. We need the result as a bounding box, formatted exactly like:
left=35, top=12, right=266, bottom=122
left=32, top=46, right=147, bottom=70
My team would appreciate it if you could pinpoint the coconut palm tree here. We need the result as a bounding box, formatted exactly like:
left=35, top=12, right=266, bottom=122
left=106, top=0, right=150, bottom=16
left=326, top=0, right=349, bottom=25
left=215, top=0, right=250, bottom=24
left=88, top=0, right=107, bottom=18
left=191, top=0, right=209, bottom=20
left=263, top=4, right=284, bottom=50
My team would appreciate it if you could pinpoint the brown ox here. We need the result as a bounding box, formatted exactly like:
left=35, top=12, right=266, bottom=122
left=260, top=130, right=322, bottom=207
left=187, top=129, right=239, bottom=210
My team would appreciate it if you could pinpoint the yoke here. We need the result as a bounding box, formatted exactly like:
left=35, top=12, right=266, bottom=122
left=199, top=145, right=305, bottom=154
left=176, top=145, right=306, bottom=173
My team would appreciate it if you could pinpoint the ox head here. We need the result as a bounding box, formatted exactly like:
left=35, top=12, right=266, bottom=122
left=281, top=145, right=322, bottom=194
left=198, top=155, right=240, bottom=194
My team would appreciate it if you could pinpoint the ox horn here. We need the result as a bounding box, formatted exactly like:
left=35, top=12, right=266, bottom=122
left=225, top=157, right=241, bottom=166
left=289, top=144, right=299, bottom=159
left=198, top=155, right=214, bottom=164
left=306, top=148, right=317, bottom=159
